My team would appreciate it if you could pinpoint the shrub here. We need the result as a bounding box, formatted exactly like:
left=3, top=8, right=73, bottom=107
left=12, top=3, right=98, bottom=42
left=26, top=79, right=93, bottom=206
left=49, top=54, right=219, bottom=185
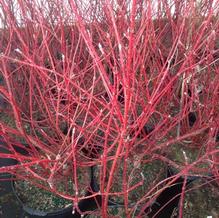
left=0, top=0, right=218, bottom=217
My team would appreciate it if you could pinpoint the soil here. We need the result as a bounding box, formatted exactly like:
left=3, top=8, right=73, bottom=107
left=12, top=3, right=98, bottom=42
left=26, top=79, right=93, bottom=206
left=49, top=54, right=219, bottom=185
left=13, top=165, right=90, bottom=214
left=93, top=156, right=167, bottom=204
left=183, top=179, right=219, bottom=218
left=14, top=180, right=73, bottom=213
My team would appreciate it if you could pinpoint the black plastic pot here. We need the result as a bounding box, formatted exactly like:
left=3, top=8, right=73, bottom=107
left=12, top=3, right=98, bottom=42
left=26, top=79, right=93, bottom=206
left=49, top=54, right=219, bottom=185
left=91, top=166, right=200, bottom=218
left=143, top=167, right=198, bottom=218
left=11, top=176, right=73, bottom=218
left=10, top=166, right=103, bottom=218
left=1, top=136, right=105, bottom=218
left=0, top=137, right=24, bottom=217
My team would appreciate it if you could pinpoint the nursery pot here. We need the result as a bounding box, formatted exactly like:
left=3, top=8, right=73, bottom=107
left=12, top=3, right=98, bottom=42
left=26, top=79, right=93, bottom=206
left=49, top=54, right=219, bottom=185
left=1, top=141, right=73, bottom=218
left=0, top=138, right=102, bottom=217
left=11, top=166, right=103, bottom=218
left=11, top=180, right=73, bottom=218
left=9, top=161, right=74, bottom=218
